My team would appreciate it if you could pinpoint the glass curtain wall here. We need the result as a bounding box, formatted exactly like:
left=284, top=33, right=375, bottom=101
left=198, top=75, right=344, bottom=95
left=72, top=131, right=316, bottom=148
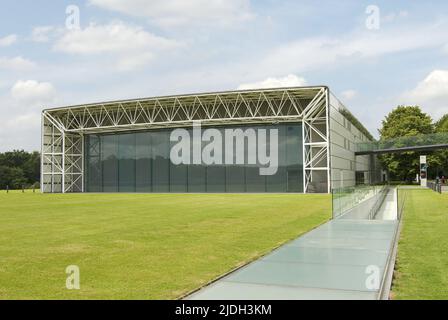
left=85, top=123, right=303, bottom=193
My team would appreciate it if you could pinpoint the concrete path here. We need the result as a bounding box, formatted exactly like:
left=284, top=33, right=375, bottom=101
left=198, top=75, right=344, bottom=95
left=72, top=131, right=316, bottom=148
left=187, top=218, right=398, bottom=300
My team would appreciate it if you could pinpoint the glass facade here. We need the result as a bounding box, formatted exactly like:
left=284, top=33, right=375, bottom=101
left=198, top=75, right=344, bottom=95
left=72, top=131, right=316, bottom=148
left=85, top=123, right=303, bottom=193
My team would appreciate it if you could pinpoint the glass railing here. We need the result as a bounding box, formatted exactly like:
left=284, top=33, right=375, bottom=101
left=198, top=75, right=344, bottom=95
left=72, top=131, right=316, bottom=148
left=332, top=184, right=387, bottom=219
left=357, top=132, right=448, bottom=153
left=368, top=185, right=389, bottom=219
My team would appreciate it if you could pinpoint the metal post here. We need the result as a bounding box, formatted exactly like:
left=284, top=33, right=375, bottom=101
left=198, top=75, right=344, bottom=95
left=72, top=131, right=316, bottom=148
left=325, top=88, right=331, bottom=194
left=81, top=133, right=85, bottom=193
left=302, top=120, right=306, bottom=194
left=62, top=131, right=65, bottom=193
left=40, top=113, right=44, bottom=193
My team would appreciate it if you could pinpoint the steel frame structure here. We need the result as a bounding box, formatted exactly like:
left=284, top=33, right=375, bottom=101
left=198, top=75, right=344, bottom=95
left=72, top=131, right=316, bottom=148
left=41, top=86, right=331, bottom=193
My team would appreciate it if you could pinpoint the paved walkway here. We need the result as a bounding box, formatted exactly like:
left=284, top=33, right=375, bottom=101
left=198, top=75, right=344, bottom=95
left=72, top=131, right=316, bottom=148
left=187, top=217, right=398, bottom=300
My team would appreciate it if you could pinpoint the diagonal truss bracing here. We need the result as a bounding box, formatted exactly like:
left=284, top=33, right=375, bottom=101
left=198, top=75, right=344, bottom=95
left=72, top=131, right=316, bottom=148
left=41, top=87, right=330, bottom=193
left=41, top=114, right=83, bottom=193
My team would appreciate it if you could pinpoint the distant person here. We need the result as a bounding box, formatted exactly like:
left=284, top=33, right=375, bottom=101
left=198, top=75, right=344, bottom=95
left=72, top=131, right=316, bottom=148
left=442, top=176, right=446, bottom=185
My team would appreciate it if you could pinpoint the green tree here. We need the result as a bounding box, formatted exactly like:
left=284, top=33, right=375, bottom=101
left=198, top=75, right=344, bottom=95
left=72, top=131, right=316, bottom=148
left=23, top=151, right=41, bottom=183
left=0, top=166, right=27, bottom=189
left=0, top=150, right=30, bottom=167
left=435, top=114, right=448, bottom=132
left=0, top=150, right=40, bottom=189
left=434, top=114, right=448, bottom=177
left=379, top=106, right=434, bottom=182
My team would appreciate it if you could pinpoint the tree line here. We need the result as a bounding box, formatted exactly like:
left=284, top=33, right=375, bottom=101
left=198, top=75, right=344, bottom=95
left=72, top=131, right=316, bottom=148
left=0, top=150, right=40, bottom=189
left=379, top=106, right=448, bottom=182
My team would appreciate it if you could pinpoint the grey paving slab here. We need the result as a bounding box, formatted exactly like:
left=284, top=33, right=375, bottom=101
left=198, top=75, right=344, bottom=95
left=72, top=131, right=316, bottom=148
left=225, top=261, right=384, bottom=292
left=302, top=229, right=395, bottom=240
left=317, top=224, right=397, bottom=233
left=322, top=220, right=397, bottom=232
left=189, top=282, right=377, bottom=300
left=333, top=219, right=395, bottom=225
left=286, top=236, right=392, bottom=252
left=261, top=246, right=389, bottom=267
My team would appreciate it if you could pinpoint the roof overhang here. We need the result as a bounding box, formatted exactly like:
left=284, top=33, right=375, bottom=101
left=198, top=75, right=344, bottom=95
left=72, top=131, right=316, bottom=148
left=42, top=86, right=328, bottom=134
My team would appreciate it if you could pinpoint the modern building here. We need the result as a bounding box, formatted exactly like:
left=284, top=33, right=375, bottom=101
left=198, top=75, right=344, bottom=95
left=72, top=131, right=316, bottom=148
left=41, top=86, right=378, bottom=194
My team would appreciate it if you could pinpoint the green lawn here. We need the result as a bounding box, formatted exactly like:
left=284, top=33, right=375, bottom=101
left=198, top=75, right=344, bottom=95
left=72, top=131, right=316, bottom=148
left=0, top=192, right=330, bottom=299
left=393, top=189, right=448, bottom=299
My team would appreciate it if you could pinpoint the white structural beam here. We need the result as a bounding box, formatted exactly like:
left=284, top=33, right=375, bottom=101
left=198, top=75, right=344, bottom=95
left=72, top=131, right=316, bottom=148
left=43, top=87, right=323, bottom=134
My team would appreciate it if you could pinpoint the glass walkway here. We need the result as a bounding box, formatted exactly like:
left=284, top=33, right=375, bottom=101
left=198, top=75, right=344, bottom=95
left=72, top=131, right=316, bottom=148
left=187, top=187, right=403, bottom=300
left=356, top=132, right=448, bottom=155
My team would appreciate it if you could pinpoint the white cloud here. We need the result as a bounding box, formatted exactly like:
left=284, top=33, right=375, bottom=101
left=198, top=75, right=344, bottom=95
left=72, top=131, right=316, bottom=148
left=0, top=81, right=56, bottom=151
left=54, top=22, right=181, bottom=70
left=11, top=80, right=56, bottom=105
left=0, top=56, right=36, bottom=70
left=89, top=0, right=254, bottom=27
left=443, top=43, right=448, bottom=54
left=401, top=70, right=448, bottom=119
left=0, top=110, right=41, bottom=152
left=238, top=74, right=307, bottom=90
left=31, top=26, right=55, bottom=43
left=0, top=34, right=17, bottom=46
left=4, top=113, right=39, bottom=129
left=258, top=21, right=448, bottom=75
left=383, top=10, right=409, bottom=23
left=341, top=90, right=357, bottom=101
left=0, top=96, right=42, bottom=151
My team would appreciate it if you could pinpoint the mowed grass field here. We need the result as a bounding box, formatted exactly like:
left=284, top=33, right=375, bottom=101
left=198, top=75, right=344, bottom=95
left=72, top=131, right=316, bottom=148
left=393, top=189, right=448, bottom=299
left=0, top=192, right=330, bottom=299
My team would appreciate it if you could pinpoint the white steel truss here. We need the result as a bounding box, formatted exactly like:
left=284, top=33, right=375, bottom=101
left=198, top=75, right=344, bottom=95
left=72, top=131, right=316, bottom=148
left=41, top=86, right=330, bottom=193
left=302, top=88, right=330, bottom=193
left=42, top=114, right=84, bottom=193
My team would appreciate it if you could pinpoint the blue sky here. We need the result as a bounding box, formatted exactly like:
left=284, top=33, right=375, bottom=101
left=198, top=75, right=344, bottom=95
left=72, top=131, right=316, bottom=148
left=1, top=0, right=448, bottom=151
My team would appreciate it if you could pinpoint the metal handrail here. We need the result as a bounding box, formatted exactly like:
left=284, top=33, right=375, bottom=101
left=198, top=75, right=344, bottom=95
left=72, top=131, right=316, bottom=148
left=428, top=181, right=442, bottom=194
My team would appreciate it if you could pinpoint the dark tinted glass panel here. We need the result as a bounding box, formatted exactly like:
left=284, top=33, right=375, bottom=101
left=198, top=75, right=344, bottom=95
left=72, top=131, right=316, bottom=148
left=286, top=124, right=303, bottom=192
left=169, top=130, right=188, bottom=192
left=206, top=166, right=226, bottom=192
left=101, top=135, right=118, bottom=192
left=188, top=165, right=206, bottom=192
left=170, top=164, right=187, bottom=192
left=86, top=135, right=101, bottom=192
left=266, top=125, right=287, bottom=192
left=118, top=133, right=136, bottom=192
left=245, top=166, right=266, bottom=192
left=136, top=132, right=152, bottom=192
left=85, top=123, right=304, bottom=193
left=152, top=131, right=170, bottom=192
left=226, top=166, right=245, bottom=192
left=245, top=125, right=266, bottom=192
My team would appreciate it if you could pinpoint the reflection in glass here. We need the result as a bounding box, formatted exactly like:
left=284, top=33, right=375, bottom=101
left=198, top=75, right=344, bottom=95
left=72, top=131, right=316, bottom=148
left=85, top=123, right=304, bottom=193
